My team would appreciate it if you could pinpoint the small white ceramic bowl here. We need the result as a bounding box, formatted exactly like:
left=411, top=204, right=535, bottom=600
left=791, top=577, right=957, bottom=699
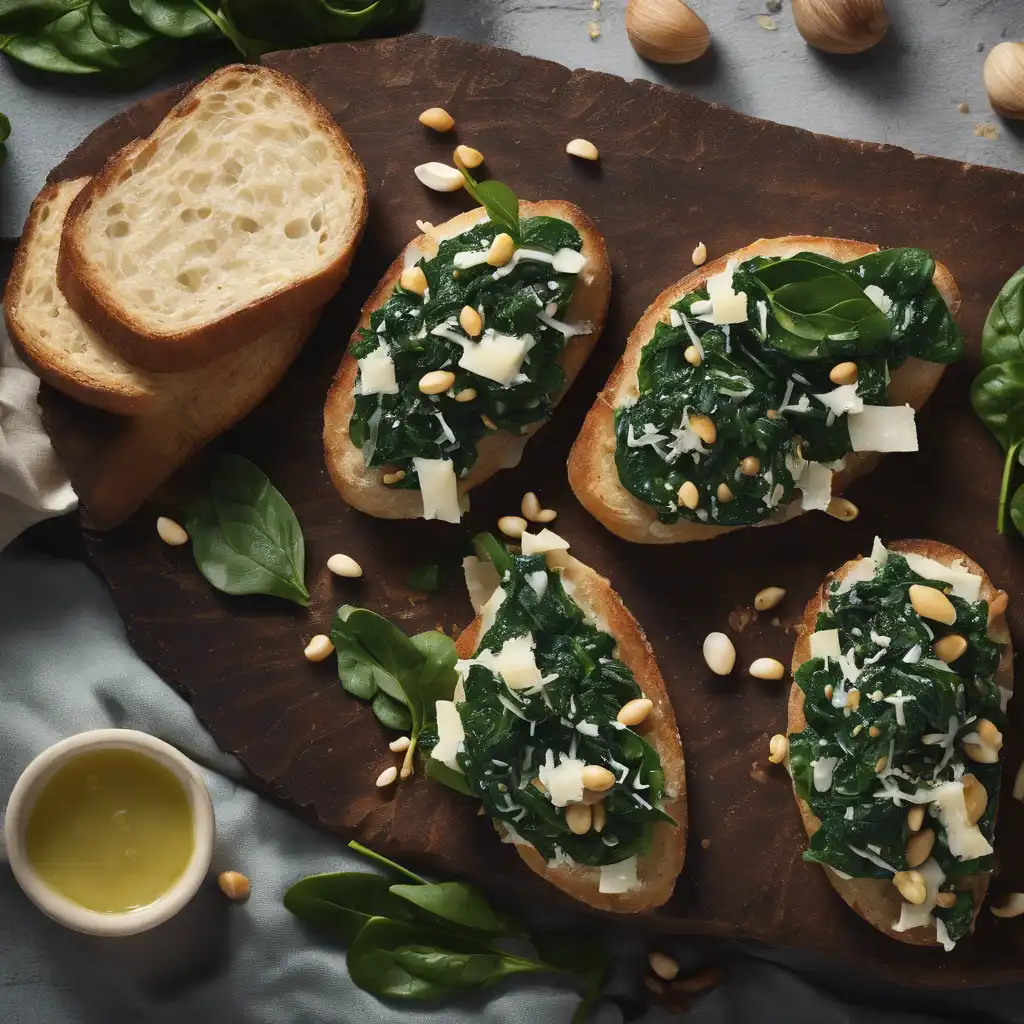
left=4, top=728, right=215, bottom=936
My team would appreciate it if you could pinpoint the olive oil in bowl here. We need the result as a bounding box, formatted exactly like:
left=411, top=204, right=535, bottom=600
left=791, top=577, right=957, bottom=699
left=25, top=748, right=195, bottom=914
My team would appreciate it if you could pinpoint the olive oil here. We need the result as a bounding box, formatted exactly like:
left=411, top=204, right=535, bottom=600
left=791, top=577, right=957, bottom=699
left=25, top=748, right=194, bottom=914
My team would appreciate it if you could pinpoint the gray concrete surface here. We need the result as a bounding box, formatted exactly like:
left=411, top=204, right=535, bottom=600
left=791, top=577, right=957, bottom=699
left=0, top=0, right=1021, bottom=239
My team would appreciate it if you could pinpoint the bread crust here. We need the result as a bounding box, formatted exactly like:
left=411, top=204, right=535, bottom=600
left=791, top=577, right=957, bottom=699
left=567, top=236, right=961, bottom=544
left=787, top=539, right=1012, bottom=946
left=324, top=201, right=611, bottom=518
left=56, top=65, right=368, bottom=373
left=454, top=553, right=686, bottom=913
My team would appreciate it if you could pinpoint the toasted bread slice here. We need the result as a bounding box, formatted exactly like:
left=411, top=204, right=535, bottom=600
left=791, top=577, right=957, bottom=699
left=788, top=539, right=1012, bottom=945
left=568, top=236, right=960, bottom=544
left=5, top=178, right=166, bottom=415
left=57, top=65, right=367, bottom=372
left=324, top=202, right=611, bottom=519
left=455, top=553, right=686, bottom=913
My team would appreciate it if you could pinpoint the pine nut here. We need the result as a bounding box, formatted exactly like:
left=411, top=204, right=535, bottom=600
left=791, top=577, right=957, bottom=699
left=908, top=584, right=957, bottom=625
left=419, top=369, right=456, bottom=395
left=414, top=161, right=464, bottom=192
left=376, top=766, right=398, bottom=788
left=400, top=265, right=428, bottom=295
left=740, top=455, right=761, bottom=476
left=717, top=482, right=734, bottom=503
left=304, top=635, right=334, bottom=662
left=418, top=107, right=454, bottom=131
left=750, top=657, right=785, bottom=680
left=908, top=806, right=925, bottom=832
left=218, top=870, right=251, bottom=900
left=453, top=144, right=484, bottom=168
left=592, top=801, right=607, bottom=833
left=868, top=725, right=880, bottom=738
left=536, top=508, right=558, bottom=523
left=875, top=756, right=888, bottom=773
left=382, top=469, right=406, bottom=485
left=829, top=361, right=858, bottom=385
left=455, top=388, right=477, bottom=403
left=581, top=765, right=615, bottom=791
left=935, top=891, right=957, bottom=909
left=684, top=345, right=702, bottom=366
left=156, top=516, right=189, bottom=546
left=327, top=553, right=363, bottom=577
left=754, top=586, right=786, bottom=612
left=499, top=515, right=527, bottom=539
left=768, top=734, right=788, bottom=763
left=766, top=409, right=779, bottom=419
left=690, top=414, right=717, bottom=444
left=963, top=774, right=988, bottom=824
left=846, top=688, right=860, bottom=711
left=487, top=232, right=516, bottom=266
left=826, top=497, right=859, bottom=521
left=521, top=491, right=542, bottom=520
left=617, top=697, right=653, bottom=727
left=978, top=718, right=1002, bottom=748
left=906, top=828, right=935, bottom=868
left=459, top=305, right=483, bottom=336
left=565, top=803, right=592, bottom=834
left=389, top=736, right=411, bottom=753
left=691, top=242, right=707, bottom=266
left=824, top=684, right=834, bottom=700
left=678, top=480, right=700, bottom=510
left=702, top=632, right=736, bottom=675
left=934, top=634, right=968, bottom=663
left=481, top=414, right=498, bottom=430
left=648, top=951, right=680, bottom=981
left=566, top=137, right=599, bottom=161
left=991, top=893, right=1024, bottom=918
left=893, top=870, right=927, bottom=906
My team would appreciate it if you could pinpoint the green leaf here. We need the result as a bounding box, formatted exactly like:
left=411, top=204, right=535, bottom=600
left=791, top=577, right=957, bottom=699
left=128, top=0, right=216, bottom=37
left=283, top=871, right=421, bottom=941
left=185, top=454, right=309, bottom=606
left=457, top=165, right=519, bottom=241
left=372, top=690, right=413, bottom=731
left=0, top=0, right=78, bottom=34
left=998, top=440, right=1024, bottom=535
left=970, top=360, right=1024, bottom=452
left=334, top=606, right=424, bottom=709
left=1, top=23, right=101, bottom=72
left=845, top=247, right=935, bottom=300
left=389, top=881, right=516, bottom=935
left=1009, top=481, right=1024, bottom=538
left=981, top=266, right=1024, bottom=368
left=471, top=531, right=513, bottom=577
left=348, top=840, right=427, bottom=883
left=409, top=630, right=458, bottom=706
left=423, top=756, right=473, bottom=796
left=223, top=0, right=419, bottom=46
left=90, top=0, right=154, bottom=46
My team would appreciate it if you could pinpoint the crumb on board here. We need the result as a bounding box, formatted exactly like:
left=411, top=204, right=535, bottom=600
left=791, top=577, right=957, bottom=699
left=701, top=838, right=711, bottom=850
left=957, top=101, right=970, bottom=114
left=770, top=616, right=781, bottom=627
left=756, top=15, right=777, bottom=31
left=728, top=605, right=758, bottom=634
left=749, top=761, right=769, bottom=784
left=588, top=20, right=601, bottom=40
left=975, top=122, right=1000, bottom=141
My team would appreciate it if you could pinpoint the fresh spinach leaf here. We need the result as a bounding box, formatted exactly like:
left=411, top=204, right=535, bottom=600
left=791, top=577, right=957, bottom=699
left=1010, top=481, right=1024, bottom=537
left=846, top=247, right=935, bottom=300
left=128, top=0, right=216, bottom=37
left=224, top=0, right=420, bottom=46
left=970, top=361, right=1024, bottom=451
left=283, top=872, right=420, bottom=941
left=456, top=165, right=519, bottom=241
left=334, top=606, right=421, bottom=705
left=981, top=266, right=1024, bottom=368
left=423, top=756, right=474, bottom=796
left=185, top=455, right=309, bottom=605
left=371, top=690, right=413, bottom=731
left=389, top=881, right=518, bottom=935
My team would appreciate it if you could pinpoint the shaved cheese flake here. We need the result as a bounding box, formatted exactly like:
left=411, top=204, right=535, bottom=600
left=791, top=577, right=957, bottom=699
left=526, top=570, right=549, bottom=600
left=521, top=528, right=570, bottom=556
left=462, top=556, right=501, bottom=613
left=798, top=461, right=833, bottom=511
left=811, top=756, right=839, bottom=792
left=598, top=855, right=640, bottom=894
left=479, top=585, right=507, bottom=636
left=539, top=755, right=585, bottom=807
left=413, top=457, right=461, bottom=523
left=864, top=284, right=893, bottom=315
left=704, top=259, right=749, bottom=325
left=901, top=552, right=982, bottom=603
left=813, top=384, right=863, bottom=418
left=357, top=342, right=399, bottom=395
left=458, top=330, right=534, bottom=387
left=848, top=843, right=898, bottom=874
left=931, top=780, right=994, bottom=860
left=893, top=857, right=945, bottom=935
left=431, top=700, right=465, bottom=770
left=537, top=310, right=594, bottom=337
left=493, top=634, right=543, bottom=690
left=453, top=248, right=492, bottom=269
left=810, top=629, right=841, bottom=664
left=552, top=248, right=588, bottom=274
left=847, top=405, right=919, bottom=453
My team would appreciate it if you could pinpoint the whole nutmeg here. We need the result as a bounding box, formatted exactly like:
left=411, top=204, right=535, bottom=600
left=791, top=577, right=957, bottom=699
left=984, top=42, right=1024, bottom=120
left=792, top=0, right=888, bottom=55
left=626, top=0, right=710, bottom=65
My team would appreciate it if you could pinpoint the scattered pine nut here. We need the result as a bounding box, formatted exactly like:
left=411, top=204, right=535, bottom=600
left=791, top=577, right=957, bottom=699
left=740, top=455, right=761, bottom=476
left=419, top=369, right=456, bottom=395
left=846, top=688, right=860, bottom=711
left=304, top=634, right=335, bottom=662
left=749, top=657, right=785, bottom=681
left=935, top=891, right=957, bottom=909
left=893, top=870, right=927, bottom=906
left=716, top=482, right=733, bottom=503
left=376, top=766, right=398, bottom=788
left=934, top=633, right=968, bottom=663
left=521, top=491, right=542, bottom=521
left=907, top=806, right=925, bottom=832
left=481, top=414, right=498, bottom=430
left=382, top=469, right=406, bottom=485
left=689, top=414, right=717, bottom=444
left=581, top=765, right=616, bottom=791
left=677, top=480, right=700, bottom=510
left=218, top=870, right=251, bottom=900
left=499, top=515, right=528, bottom=539
left=453, top=144, right=484, bottom=168
left=592, top=800, right=607, bottom=833
left=978, top=718, right=1002, bottom=748
left=400, top=265, right=428, bottom=295
left=327, top=553, right=363, bottom=578
left=566, top=137, right=599, bottom=161
left=768, top=734, right=788, bottom=764
left=691, top=242, right=707, bottom=266
left=684, top=345, right=702, bottom=366
left=906, top=828, right=935, bottom=868
left=829, top=361, right=858, bottom=386
left=648, top=951, right=680, bottom=981
left=754, top=586, right=786, bottom=612
left=156, top=516, right=189, bottom=546
left=991, top=893, right=1024, bottom=918
left=459, top=305, right=483, bottom=336
left=617, top=697, right=653, bottom=727
left=389, top=736, right=411, bottom=753
left=455, top=388, right=478, bottom=403
left=875, top=756, right=888, bottom=773
left=565, top=803, right=593, bottom=834
left=418, top=107, right=454, bottom=132
left=908, top=584, right=957, bottom=625
left=536, top=508, right=558, bottom=523
left=702, top=632, right=736, bottom=675
left=487, top=232, right=516, bottom=266
left=414, top=161, right=464, bottom=192
left=826, top=496, right=859, bottom=521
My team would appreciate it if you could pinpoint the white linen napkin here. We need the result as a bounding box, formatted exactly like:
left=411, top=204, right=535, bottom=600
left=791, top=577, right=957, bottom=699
left=0, top=321, right=77, bottom=549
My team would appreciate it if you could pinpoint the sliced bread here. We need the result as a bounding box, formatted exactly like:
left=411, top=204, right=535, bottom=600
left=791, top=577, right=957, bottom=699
left=57, top=64, right=367, bottom=372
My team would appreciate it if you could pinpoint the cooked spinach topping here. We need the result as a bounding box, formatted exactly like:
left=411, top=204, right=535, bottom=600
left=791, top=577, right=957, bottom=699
left=441, top=538, right=673, bottom=867
left=616, top=249, right=962, bottom=526
left=349, top=216, right=586, bottom=489
left=788, top=550, right=1005, bottom=944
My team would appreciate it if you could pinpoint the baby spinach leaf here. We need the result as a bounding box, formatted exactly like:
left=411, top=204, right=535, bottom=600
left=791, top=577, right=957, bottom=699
left=371, top=690, right=413, bottom=731
left=1011, top=482, right=1024, bottom=537
left=0, top=0, right=76, bottom=33
left=389, top=881, right=517, bottom=935
left=457, top=165, right=519, bottom=242
left=846, top=247, right=935, bottom=300
left=1, top=24, right=100, bottom=72
left=333, top=606, right=417, bottom=706
left=409, top=630, right=458, bottom=707
left=284, top=872, right=420, bottom=941
left=981, top=266, right=1024, bottom=368
left=423, top=757, right=473, bottom=796
left=348, top=840, right=427, bottom=883
left=128, top=0, right=216, bottom=37
left=185, top=454, right=309, bottom=605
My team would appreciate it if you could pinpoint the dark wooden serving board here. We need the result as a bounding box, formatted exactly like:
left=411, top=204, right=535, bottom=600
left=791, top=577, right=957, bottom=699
left=36, top=34, right=1024, bottom=986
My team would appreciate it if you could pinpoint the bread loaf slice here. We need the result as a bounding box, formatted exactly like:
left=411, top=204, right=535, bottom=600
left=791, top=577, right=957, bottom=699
left=57, top=64, right=367, bottom=372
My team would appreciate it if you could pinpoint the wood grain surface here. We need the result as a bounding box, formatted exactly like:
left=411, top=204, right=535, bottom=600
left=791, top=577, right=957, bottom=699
left=38, top=34, right=1024, bottom=985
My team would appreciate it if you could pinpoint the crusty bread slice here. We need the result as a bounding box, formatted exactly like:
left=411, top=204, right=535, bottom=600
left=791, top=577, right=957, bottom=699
left=788, top=539, right=1012, bottom=945
left=455, top=553, right=686, bottom=913
left=568, top=236, right=960, bottom=544
left=4, top=178, right=166, bottom=415
left=324, top=202, right=611, bottom=518
left=57, top=64, right=367, bottom=372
